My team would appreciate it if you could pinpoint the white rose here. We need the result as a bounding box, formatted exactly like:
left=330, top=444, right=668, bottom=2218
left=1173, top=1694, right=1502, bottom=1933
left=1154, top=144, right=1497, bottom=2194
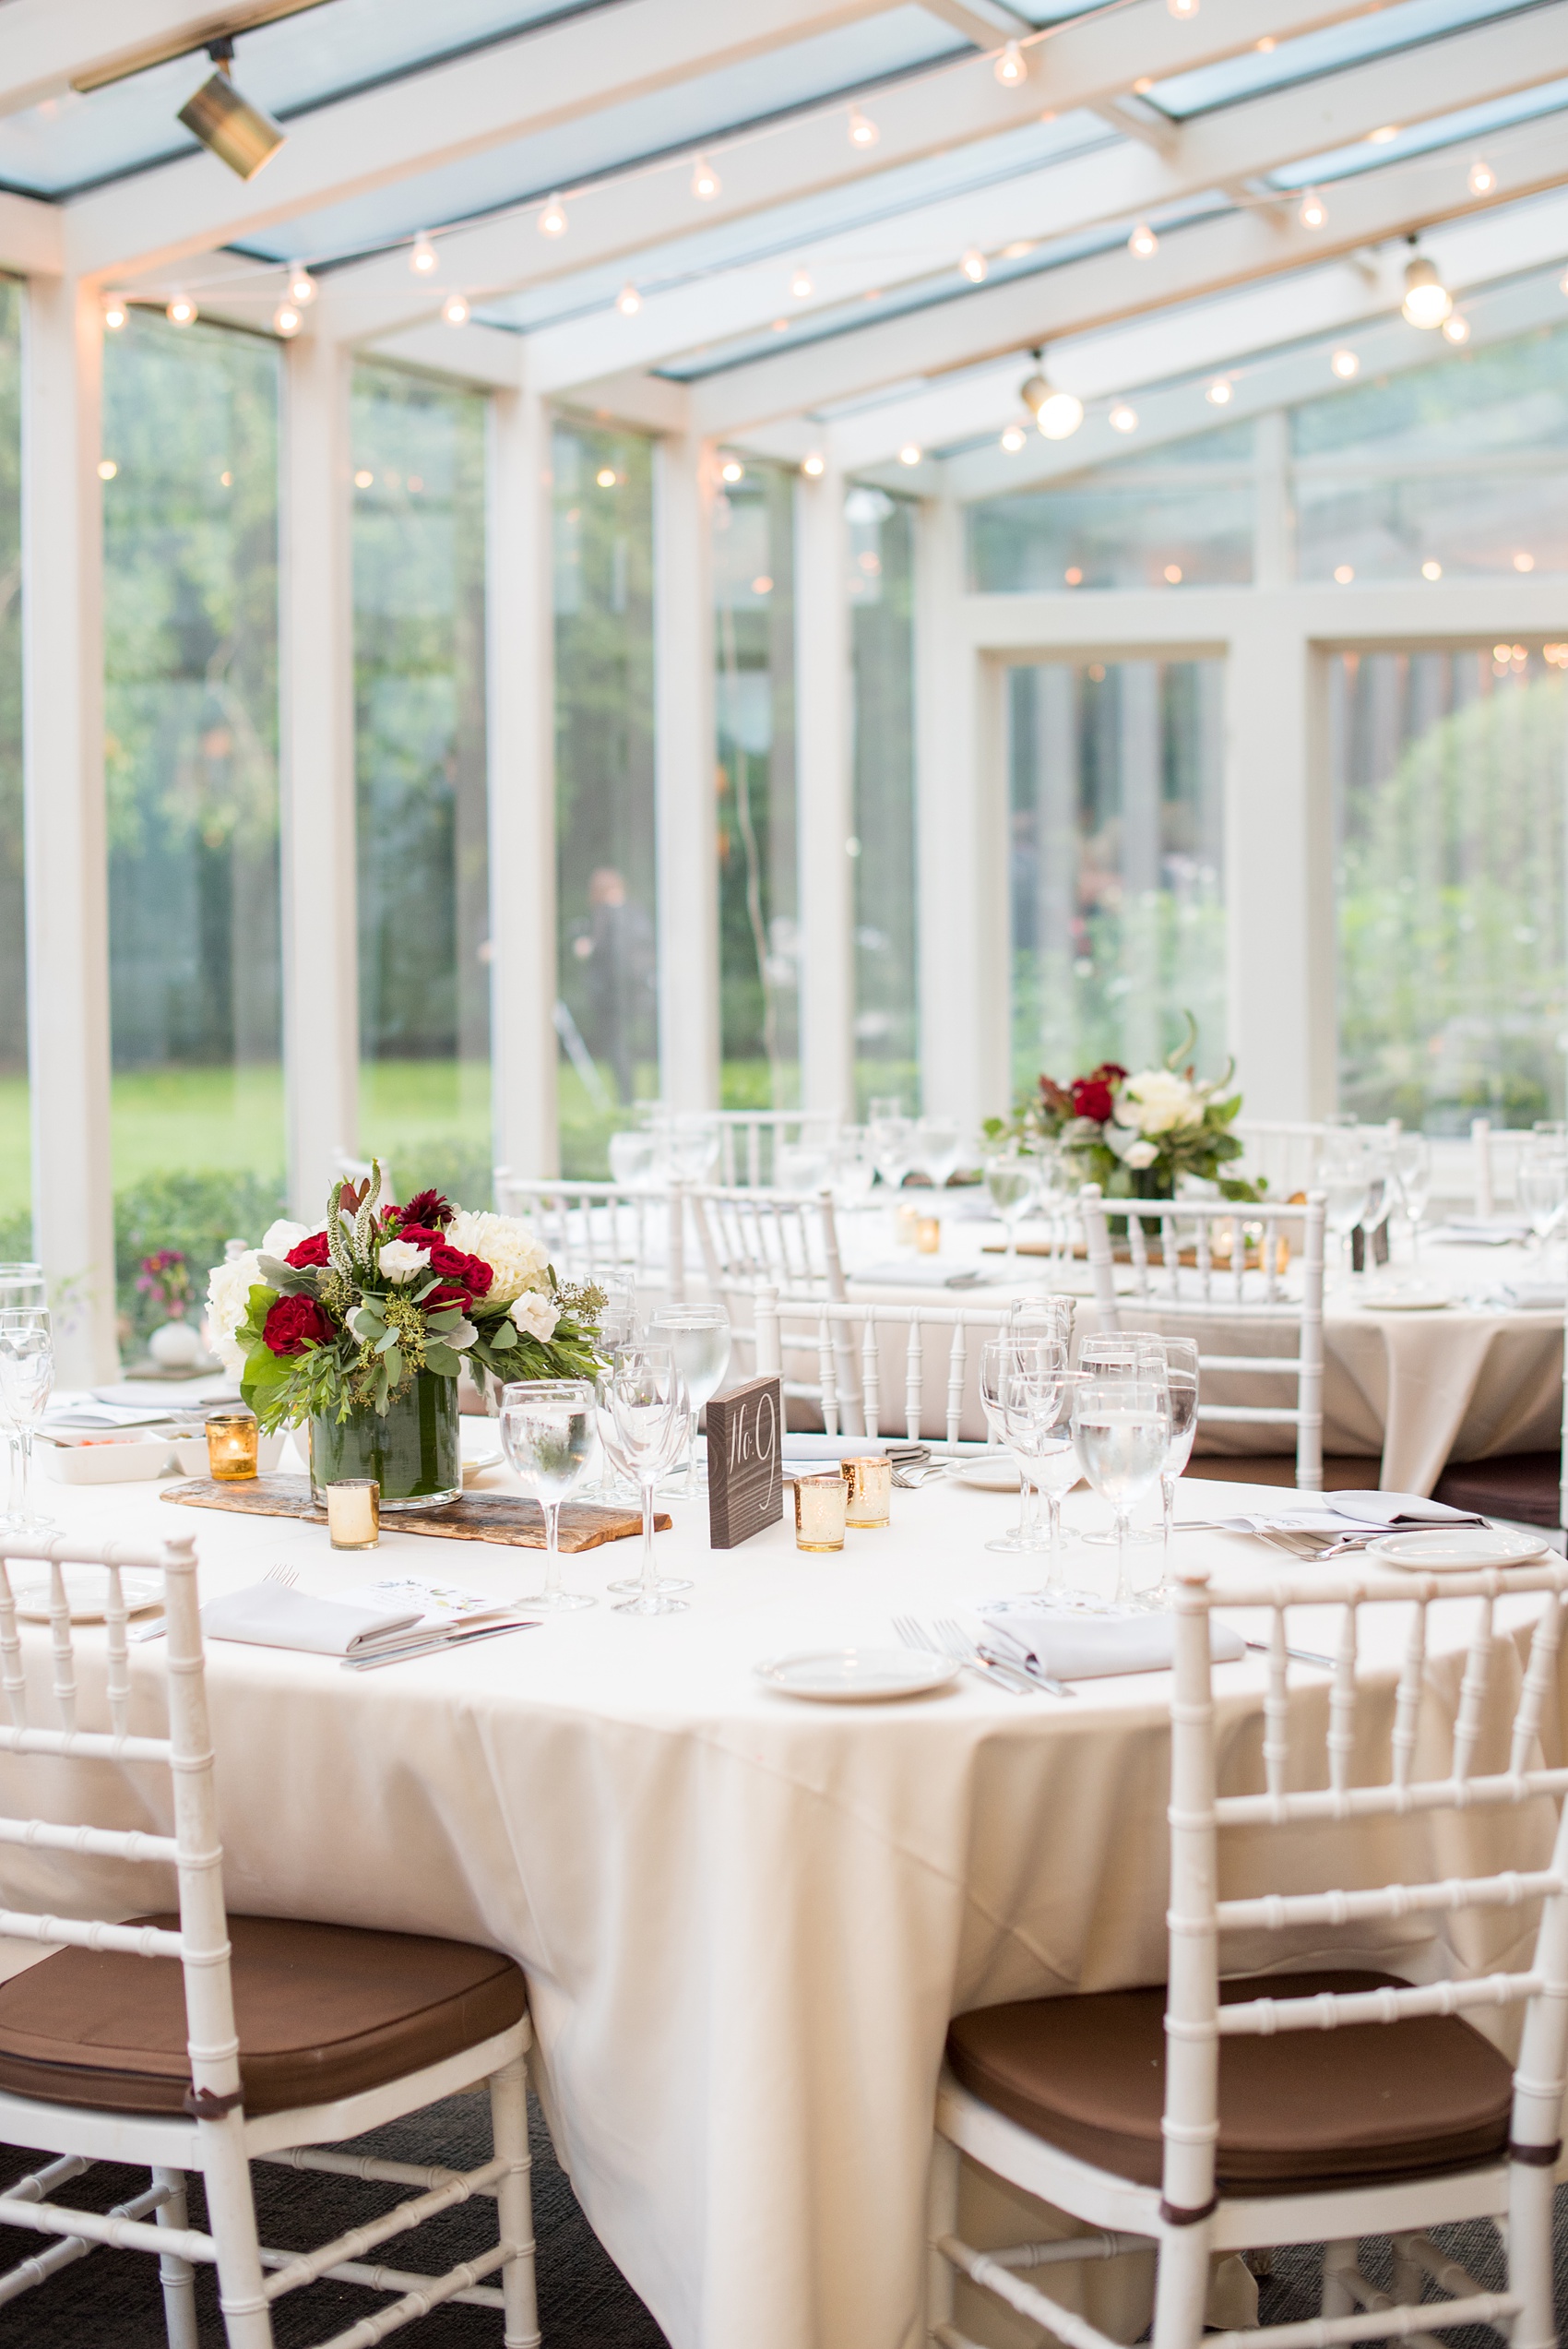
left=445, top=1210, right=550, bottom=1306
left=509, top=1292, right=560, bottom=1342
left=377, top=1237, right=429, bottom=1283
left=1116, top=1069, right=1202, bottom=1137
left=206, top=1251, right=265, bottom=1377
left=261, top=1218, right=312, bottom=1258
left=1123, top=1139, right=1160, bottom=1169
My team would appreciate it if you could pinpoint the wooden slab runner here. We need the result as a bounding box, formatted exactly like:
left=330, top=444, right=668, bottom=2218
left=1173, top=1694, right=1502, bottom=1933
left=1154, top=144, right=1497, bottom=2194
left=160, top=1476, right=668, bottom=1552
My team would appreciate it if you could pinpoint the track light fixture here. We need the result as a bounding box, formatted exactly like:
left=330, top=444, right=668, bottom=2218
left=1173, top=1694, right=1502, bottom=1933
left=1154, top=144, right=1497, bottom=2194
left=1128, top=221, right=1158, bottom=258
left=1467, top=156, right=1496, bottom=196
left=961, top=248, right=987, bottom=283
left=177, top=38, right=284, bottom=181
left=616, top=283, right=642, bottom=316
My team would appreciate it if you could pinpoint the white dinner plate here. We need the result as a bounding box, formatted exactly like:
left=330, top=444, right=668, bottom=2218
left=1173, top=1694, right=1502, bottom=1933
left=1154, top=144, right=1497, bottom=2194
left=953, top=1457, right=1022, bottom=1492
left=754, top=1647, right=961, bottom=1702
left=1359, top=1291, right=1452, bottom=1312
left=1365, top=1527, right=1549, bottom=1573
left=6, top=1568, right=165, bottom=1623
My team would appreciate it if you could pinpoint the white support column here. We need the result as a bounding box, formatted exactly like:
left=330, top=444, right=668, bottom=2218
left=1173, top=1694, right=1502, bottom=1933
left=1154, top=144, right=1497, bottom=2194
left=915, top=494, right=1004, bottom=1132
left=793, top=461, right=855, bottom=1122
left=487, top=379, right=559, bottom=1178
left=653, top=433, right=720, bottom=1110
left=279, top=331, right=358, bottom=1215
left=20, top=273, right=117, bottom=1380
left=1253, top=408, right=1294, bottom=590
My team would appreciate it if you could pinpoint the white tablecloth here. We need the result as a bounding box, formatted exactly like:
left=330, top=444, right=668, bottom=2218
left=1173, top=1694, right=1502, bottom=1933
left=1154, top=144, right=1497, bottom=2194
left=7, top=1451, right=1567, bottom=2349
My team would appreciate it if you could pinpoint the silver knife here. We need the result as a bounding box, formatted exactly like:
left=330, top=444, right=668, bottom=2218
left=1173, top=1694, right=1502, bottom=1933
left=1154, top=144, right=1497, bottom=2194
left=341, top=1620, right=540, bottom=1671
left=975, top=1642, right=1075, bottom=1699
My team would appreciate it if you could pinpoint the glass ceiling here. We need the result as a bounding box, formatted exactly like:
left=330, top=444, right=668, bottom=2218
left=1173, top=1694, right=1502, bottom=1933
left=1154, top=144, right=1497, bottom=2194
left=1144, top=0, right=1542, bottom=119
left=1268, top=76, right=1568, bottom=187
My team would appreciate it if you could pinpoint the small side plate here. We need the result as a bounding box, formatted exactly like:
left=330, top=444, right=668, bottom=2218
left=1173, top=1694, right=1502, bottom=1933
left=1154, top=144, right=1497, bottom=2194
left=7, top=1568, right=165, bottom=1623
left=754, top=1646, right=960, bottom=1702
left=953, top=1457, right=1022, bottom=1492
left=1365, top=1527, right=1549, bottom=1572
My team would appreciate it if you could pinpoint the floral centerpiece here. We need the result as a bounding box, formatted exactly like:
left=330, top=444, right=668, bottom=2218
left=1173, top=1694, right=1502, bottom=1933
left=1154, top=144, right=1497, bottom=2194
left=987, top=1018, right=1260, bottom=1201
left=206, top=1165, right=602, bottom=1508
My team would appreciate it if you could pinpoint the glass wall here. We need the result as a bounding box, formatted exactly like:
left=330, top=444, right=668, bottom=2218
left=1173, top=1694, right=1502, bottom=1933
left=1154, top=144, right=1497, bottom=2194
left=552, top=418, right=658, bottom=1175
left=715, top=457, right=799, bottom=1108
left=848, top=485, right=920, bottom=1115
left=969, top=420, right=1254, bottom=592
left=353, top=363, right=490, bottom=1205
left=0, top=282, right=23, bottom=1263
left=1334, top=644, right=1568, bottom=1129
left=102, top=313, right=285, bottom=1353
left=1006, top=658, right=1226, bottom=1098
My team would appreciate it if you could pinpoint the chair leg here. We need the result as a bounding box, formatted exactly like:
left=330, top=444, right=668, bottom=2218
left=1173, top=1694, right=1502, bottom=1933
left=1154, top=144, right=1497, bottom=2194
left=198, top=2116, right=273, bottom=2348
left=152, top=2167, right=200, bottom=2349
left=925, top=2134, right=959, bottom=2343
left=1508, top=2159, right=1559, bottom=2349
left=1152, top=2223, right=1213, bottom=2349
left=1322, top=2239, right=1359, bottom=2317
left=491, top=2057, right=540, bottom=2349
left=1390, top=2232, right=1424, bottom=2315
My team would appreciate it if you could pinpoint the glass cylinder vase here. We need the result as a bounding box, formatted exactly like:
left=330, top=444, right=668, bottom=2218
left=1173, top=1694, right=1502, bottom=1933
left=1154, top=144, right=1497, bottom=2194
left=308, top=1369, right=460, bottom=1510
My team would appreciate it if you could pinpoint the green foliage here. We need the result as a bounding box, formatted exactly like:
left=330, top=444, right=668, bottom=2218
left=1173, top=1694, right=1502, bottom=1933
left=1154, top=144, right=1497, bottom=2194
left=115, top=1168, right=288, bottom=1348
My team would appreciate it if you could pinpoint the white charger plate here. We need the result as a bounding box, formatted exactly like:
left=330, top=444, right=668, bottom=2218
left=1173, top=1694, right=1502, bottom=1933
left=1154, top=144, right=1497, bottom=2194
left=953, top=1457, right=1022, bottom=1492
left=754, top=1647, right=960, bottom=1702
left=7, top=1568, right=164, bottom=1622
left=1365, top=1527, right=1548, bottom=1573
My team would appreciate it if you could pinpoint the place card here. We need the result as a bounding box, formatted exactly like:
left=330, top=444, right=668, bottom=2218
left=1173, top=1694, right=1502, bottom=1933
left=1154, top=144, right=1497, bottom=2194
left=706, top=1375, right=782, bottom=1549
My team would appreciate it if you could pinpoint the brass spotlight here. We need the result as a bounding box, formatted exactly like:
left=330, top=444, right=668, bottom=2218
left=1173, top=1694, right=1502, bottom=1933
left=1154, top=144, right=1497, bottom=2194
left=177, top=40, right=285, bottom=181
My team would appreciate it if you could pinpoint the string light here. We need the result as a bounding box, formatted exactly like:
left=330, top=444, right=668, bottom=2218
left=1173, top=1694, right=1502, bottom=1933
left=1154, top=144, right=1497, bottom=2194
left=1169, top=0, right=1198, bottom=18
left=1165, top=563, right=1183, bottom=582
left=1001, top=424, right=1027, bottom=451
left=616, top=283, right=642, bottom=316
left=166, top=292, right=197, bottom=327
left=597, top=468, right=618, bottom=488
left=1110, top=403, right=1138, bottom=433
left=1298, top=188, right=1327, bottom=230
left=1367, top=124, right=1400, bottom=143
left=287, top=263, right=316, bottom=305
left=691, top=152, right=719, bottom=199
left=1334, top=564, right=1355, bottom=583
left=1515, top=551, right=1535, bottom=571
left=1331, top=348, right=1360, bottom=379
left=1422, top=560, right=1443, bottom=579
left=960, top=248, right=987, bottom=283
left=539, top=193, right=567, bottom=236
left=97, top=459, right=117, bottom=481
left=1401, top=252, right=1452, bottom=328
left=1443, top=313, right=1470, bottom=343
left=849, top=107, right=878, bottom=148
left=802, top=452, right=826, bottom=476
left=720, top=459, right=744, bottom=483
left=898, top=443, right=922, bottom=466
left=790, top=265, right=814, bottom=299
left=1206, top=377, right=1232, bottom=404
left=101, top=293, right=128, bottom=331
left=1128, top=221, right=1158, bottom=258
left=1467, top=156, right=1496, bottom=196
left=442, top=291, right=469, bottom=326
left=1256, top=34, right=1275, bottom=48
left=272, top=299, right=303, bottom=336
left=410, top=233, right=437, bottom=275
left=994, top=40, right=1027, bottom=84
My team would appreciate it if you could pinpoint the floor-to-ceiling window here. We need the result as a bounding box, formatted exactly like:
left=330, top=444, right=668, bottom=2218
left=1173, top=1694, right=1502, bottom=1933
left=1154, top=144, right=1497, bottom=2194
left=1005, top=658, right=1226, bottom=1098
left=848, top=485, right=919, bottom=1117
left=353, top=362, right=490, bottom=1206
left=0, top=282, right=23, bottom=1266
left=553, top=417, right=657, bottom=1175
left=715, top=456, right=799, bottom=1109
left=102, top=311, right=284, bottom=1353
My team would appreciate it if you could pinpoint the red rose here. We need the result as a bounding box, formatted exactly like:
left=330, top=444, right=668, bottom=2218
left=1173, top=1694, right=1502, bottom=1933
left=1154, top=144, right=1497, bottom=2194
left=395, top=1226, right=443, bottom=1250
left=262, top=1294, right=334, bottom=1356
left=423, top=1282, right=470, bottom=1314
left=426, top=1242, right=493, bottom=1300
left=1071, top=1079, right=1115, bottom=1123
left=284, top=1232, right=331, bottom=1269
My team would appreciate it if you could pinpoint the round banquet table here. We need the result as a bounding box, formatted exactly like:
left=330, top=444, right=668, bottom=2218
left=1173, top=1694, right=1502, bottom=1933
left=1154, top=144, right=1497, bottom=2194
left=6, top=1443, right=1568, bottom=2349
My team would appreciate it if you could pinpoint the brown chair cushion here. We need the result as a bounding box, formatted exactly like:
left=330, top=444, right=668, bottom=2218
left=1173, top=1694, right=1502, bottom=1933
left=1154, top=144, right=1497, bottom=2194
left=0, top=1915, right=527, bottom=2117
left=947, top=1970, right=1515, bottom=2196
left=1432, top=1452, right=1562, bottom=1529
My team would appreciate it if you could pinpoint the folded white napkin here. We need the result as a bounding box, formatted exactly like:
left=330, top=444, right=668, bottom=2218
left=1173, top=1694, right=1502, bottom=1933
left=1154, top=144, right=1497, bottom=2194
left=1425, top=1220, right=1530, bottom=1246
left=1501, top=1282, right=1567, bottom=1311
left=981, top=1607, right=1245, bottom=1681
left=849, top=1259, right=992, bottom=1289
left=202, top=1582, right=422, bottom=1657
left=1216, top=1490, right=1485, bottom=1536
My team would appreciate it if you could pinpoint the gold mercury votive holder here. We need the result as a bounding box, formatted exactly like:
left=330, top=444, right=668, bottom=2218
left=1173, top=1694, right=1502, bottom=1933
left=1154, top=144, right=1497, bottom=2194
left=793, top=1472, right=848, bottom=1553
left=841, top=1453, right=892, bottom=1528
left=915, top=1214, right=941, bottom=1254
left=205, top=1409, right=258, bottom=1482
left=326, top=1479, right=380, bottom=1551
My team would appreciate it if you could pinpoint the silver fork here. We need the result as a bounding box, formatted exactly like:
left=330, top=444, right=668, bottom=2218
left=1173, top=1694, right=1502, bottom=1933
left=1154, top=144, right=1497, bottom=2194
left=933, top=1615, right=1073, bottom=1699
left=893, top=1612, right=1035, bottom=1698
left=130, top=1561, right=298, bottom=1643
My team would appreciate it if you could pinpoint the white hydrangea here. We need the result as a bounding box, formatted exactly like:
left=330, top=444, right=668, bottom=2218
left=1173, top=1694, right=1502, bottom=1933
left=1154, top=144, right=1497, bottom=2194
left=509, top=1292, right=560, bottom=1343
left=445, top=1210, right=550, bottom=1306
left=1113, top=1069, right=1206, bottom=1137
left=206, top=1251, right=267, bottom=1377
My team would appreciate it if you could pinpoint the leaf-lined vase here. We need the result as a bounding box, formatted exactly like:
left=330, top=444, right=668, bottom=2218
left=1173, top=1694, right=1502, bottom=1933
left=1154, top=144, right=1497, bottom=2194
left=308, top=1370, right=460, bottom=1509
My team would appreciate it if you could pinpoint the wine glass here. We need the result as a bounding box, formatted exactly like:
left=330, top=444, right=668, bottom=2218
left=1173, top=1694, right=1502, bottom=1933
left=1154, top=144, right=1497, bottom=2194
left=986, top=1153, right=1038, bottom=1272
left=608, top=1131, right=658, bottom=1189
left=1001, top=1363, right=1086, bottom=1601
left=1032, top=1148, right=1073, bottom=1267
left=1071, top=1377, right=1170, bottom=1608
left=611, top=1350, right=692, bottom=1616
left=1394, top=1136, right=1432, bottom=1276
left=0, top=1266, right=46, bottom=1315
left=868, top=1099, right=913, bottom=1202
left=1136, top=1337, right=1199, bottom=1610
left=978, top=1338, right=1061, bottom=1555
left=647, top=1305, right=731, bottom=1493
left=1011, top=1295, right=1074, bottom=1346
left=829, top=1127, right=876, bottom=1209
left=0, top=1308, right=55, bottom=1532
left=500, top=1379, right=599, bottom=1612
left=595, top=1270, right=640, bottom=1351
left=597, top=1357, right=694, bottom=1598
left=1315, top=1142, right=1370, bottom=1284
left=666, top=1115, right=721, bottom=1184
left=1075, top=1333, right=1169, bottom=1549
left=912, top=1115, right=962, bottom=1192
left=1519, top=1146, right=1568, bottom=1254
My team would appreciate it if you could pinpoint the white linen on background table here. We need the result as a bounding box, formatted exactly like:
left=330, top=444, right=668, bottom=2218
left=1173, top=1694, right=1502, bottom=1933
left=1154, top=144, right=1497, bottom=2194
left=6, top=1465, right=1567, bottom=2349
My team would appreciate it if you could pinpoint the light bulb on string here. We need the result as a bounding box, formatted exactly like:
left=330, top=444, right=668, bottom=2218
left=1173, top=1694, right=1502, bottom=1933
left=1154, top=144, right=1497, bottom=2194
left=442, top=291, right=469, bottom=327
left=287, top=262, right=316, bottom=305
left=539, top=193, right=567, bottom=236
left=960, top=248, right=987, bottom=283
left=1206, top=377, right=1232, bottom=405
left=101, top=293, right=129, bottom=332
left=849, top=107, right=878, bottom=148
left=1443, top=313, right=1470, bottom=343
left=802, top=452, right=826, bottom=477
left=616, top=282, right=642, bottom=316
left=1331, top=348, right=1360, bottom=379
left=166, top=292, right=197, bottom=328
left=1169, top=0, right=1198, bottom=19
left=1401, top=252, right=1452, bottom=328
left=720, top=459, right=744, bottom=484
left=993, top=39, right=1027, bottom=84
left=410, top=233, right=437, bottom=276
left=1467, top=156, right=1496, bottom=196
left=1128, top=221, right=1158, bottom=258
left=1298, top=188, right=1326, bottom=230
left=272, top=299, right=303, bottom=337
left=1109, top=403, right=1138, bottom=433
left=790, top=266, right=814, bottom=300
left=898, top=443, right=922, bottom=466
left=1001, top=424, right=1027, bottom=452
left=691, top=152, right=719, bottom=200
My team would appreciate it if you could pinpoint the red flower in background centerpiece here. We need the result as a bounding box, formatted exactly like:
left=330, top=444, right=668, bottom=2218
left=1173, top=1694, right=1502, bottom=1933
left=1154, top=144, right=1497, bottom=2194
left=1066, top=1063, right=1127, bottom=1124
left=262, top=1294, right=334, bottom=1356
left=284, top=1232, right=331, bottom=1270
left=397, top=1229, right=494, bottom=1307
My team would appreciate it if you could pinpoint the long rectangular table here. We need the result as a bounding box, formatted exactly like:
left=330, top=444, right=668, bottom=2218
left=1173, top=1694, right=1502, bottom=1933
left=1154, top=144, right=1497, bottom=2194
left=5, top=1449, right=1565, bottom=2349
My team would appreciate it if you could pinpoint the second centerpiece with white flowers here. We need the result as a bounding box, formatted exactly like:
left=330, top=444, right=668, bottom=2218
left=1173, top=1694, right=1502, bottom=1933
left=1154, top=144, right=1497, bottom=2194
left=206, top=1165, right=602, bottom=1508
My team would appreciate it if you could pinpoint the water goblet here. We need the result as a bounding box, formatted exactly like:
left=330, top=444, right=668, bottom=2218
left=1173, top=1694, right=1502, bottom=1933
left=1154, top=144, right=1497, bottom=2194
left=598, top=1356, right=694, bottom=1597
left=0, top=1307, right=55, bottom=1532
left=1134, top=1337, right=1200, bottom=1610
left=1011, top=1295, right=1074, bottom=1346
left=1001, top=1364, right=1087, bottom=1603
left=1071, top=1377, right=1170, bottom=1608
left=1315, top=1142, right=1370, bottom=1285
left=1075, top=1333, right=1168, bottom=1544
left=913, top=1115, right=962, bottom=1192
left=647, top=1305, right=731, bottom=1494
left=1393, top=1136, right=1431, bottom=1275
left=986, top=1153, right=1038, bottom=1272
left=1519, top=1145, right=1568, bottom=1255
left=0, top=1266, right=46, bottom=1316
left=499, top=1379, right=599, bottom=1612
left=978, top=1337, right=1062, bottom=1555
left=611, top=1352, right=693, bottom=1616
left=868, top=1100, right=913, bottom=1201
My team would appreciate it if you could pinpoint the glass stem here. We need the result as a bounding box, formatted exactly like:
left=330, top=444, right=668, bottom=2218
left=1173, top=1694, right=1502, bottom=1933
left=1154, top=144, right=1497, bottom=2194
left=1046, top=1490, right=1063, bottom=1595
left=1160, top=1472, right=1176, bottom=1601
left=5, top=1430, right=18, bottom=1524
left=1113, top=1507, right=1133, bottom=1607
left=640, top=1476, right=658, bottom=1598
left=1005, top=1224, right=1016, bottom=1272
left=16, top=1428, right=30, bottom=1525
left=542, top=1500, right=562, bottom=1602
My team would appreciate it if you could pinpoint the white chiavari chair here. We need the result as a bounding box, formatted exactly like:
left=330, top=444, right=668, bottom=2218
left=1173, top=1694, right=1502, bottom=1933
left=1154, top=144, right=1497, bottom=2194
left=707, top=1112, right=837, bottom=1189
left=1080, top=1185, right=1325, bottom=1493
left=0, top=1529, right=537, bottom=2349
left=754, top=1288, right=1012, bottom=1450
left=1472, top=1120, right=1538, bottom=1218
left=931, top=1551, right=1568, bottom=2349
left=1229, top=1121, right=1329, bottom=1200
left=495, top=1168, right=686, bottom=1300
left=693, top=1186, right=851, bottom=1412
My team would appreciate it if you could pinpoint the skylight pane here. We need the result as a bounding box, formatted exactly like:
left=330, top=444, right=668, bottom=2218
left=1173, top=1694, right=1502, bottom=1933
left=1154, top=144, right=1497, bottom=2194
left=1267, top=77, right=1568, bottom=187
left=1146, top=0, right=1530, bottom=120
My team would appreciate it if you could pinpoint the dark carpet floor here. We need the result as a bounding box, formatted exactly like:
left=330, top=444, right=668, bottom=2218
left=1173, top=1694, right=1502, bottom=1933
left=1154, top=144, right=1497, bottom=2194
left=0, top=2093, right=671, bottom=2345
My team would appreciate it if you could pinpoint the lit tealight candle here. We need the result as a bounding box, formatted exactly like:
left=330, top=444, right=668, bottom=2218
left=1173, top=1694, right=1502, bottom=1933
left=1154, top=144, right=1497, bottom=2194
left=326, top=1479, right=380, bottom=1550
left=841, top=1454, right=892, bottom=1528
left=915, top=1215, right=941, bottom=1254
left=793, top=1472, right=847, bottom=1553
left=894, top=1204, right=921, bottom=1249
left=205, top=1410, right=258, bottom=1482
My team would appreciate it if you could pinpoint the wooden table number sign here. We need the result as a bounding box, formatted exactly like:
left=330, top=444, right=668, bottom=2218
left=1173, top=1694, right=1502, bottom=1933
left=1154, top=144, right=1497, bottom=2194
left=706, top=1376, right=783, bottom=1549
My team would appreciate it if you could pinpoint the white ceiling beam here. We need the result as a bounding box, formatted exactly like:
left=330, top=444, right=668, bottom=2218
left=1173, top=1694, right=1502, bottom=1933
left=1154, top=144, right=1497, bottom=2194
left=550, top=368, right=693, bottom=435
left=685, top=103, right=1568, bottom=434
left=532, top=2, right=1568, bottom=396
left=58, top=0, right=919, bottom=281
left=0, top=0, right=322, bottom=117
left=314, top=0, right=1395, bottom=348
left=0, top=189, right=65, bottom=276
left=360, top=320, right=524, bottom=391
left=917, top=0, right=1031, bottom=40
